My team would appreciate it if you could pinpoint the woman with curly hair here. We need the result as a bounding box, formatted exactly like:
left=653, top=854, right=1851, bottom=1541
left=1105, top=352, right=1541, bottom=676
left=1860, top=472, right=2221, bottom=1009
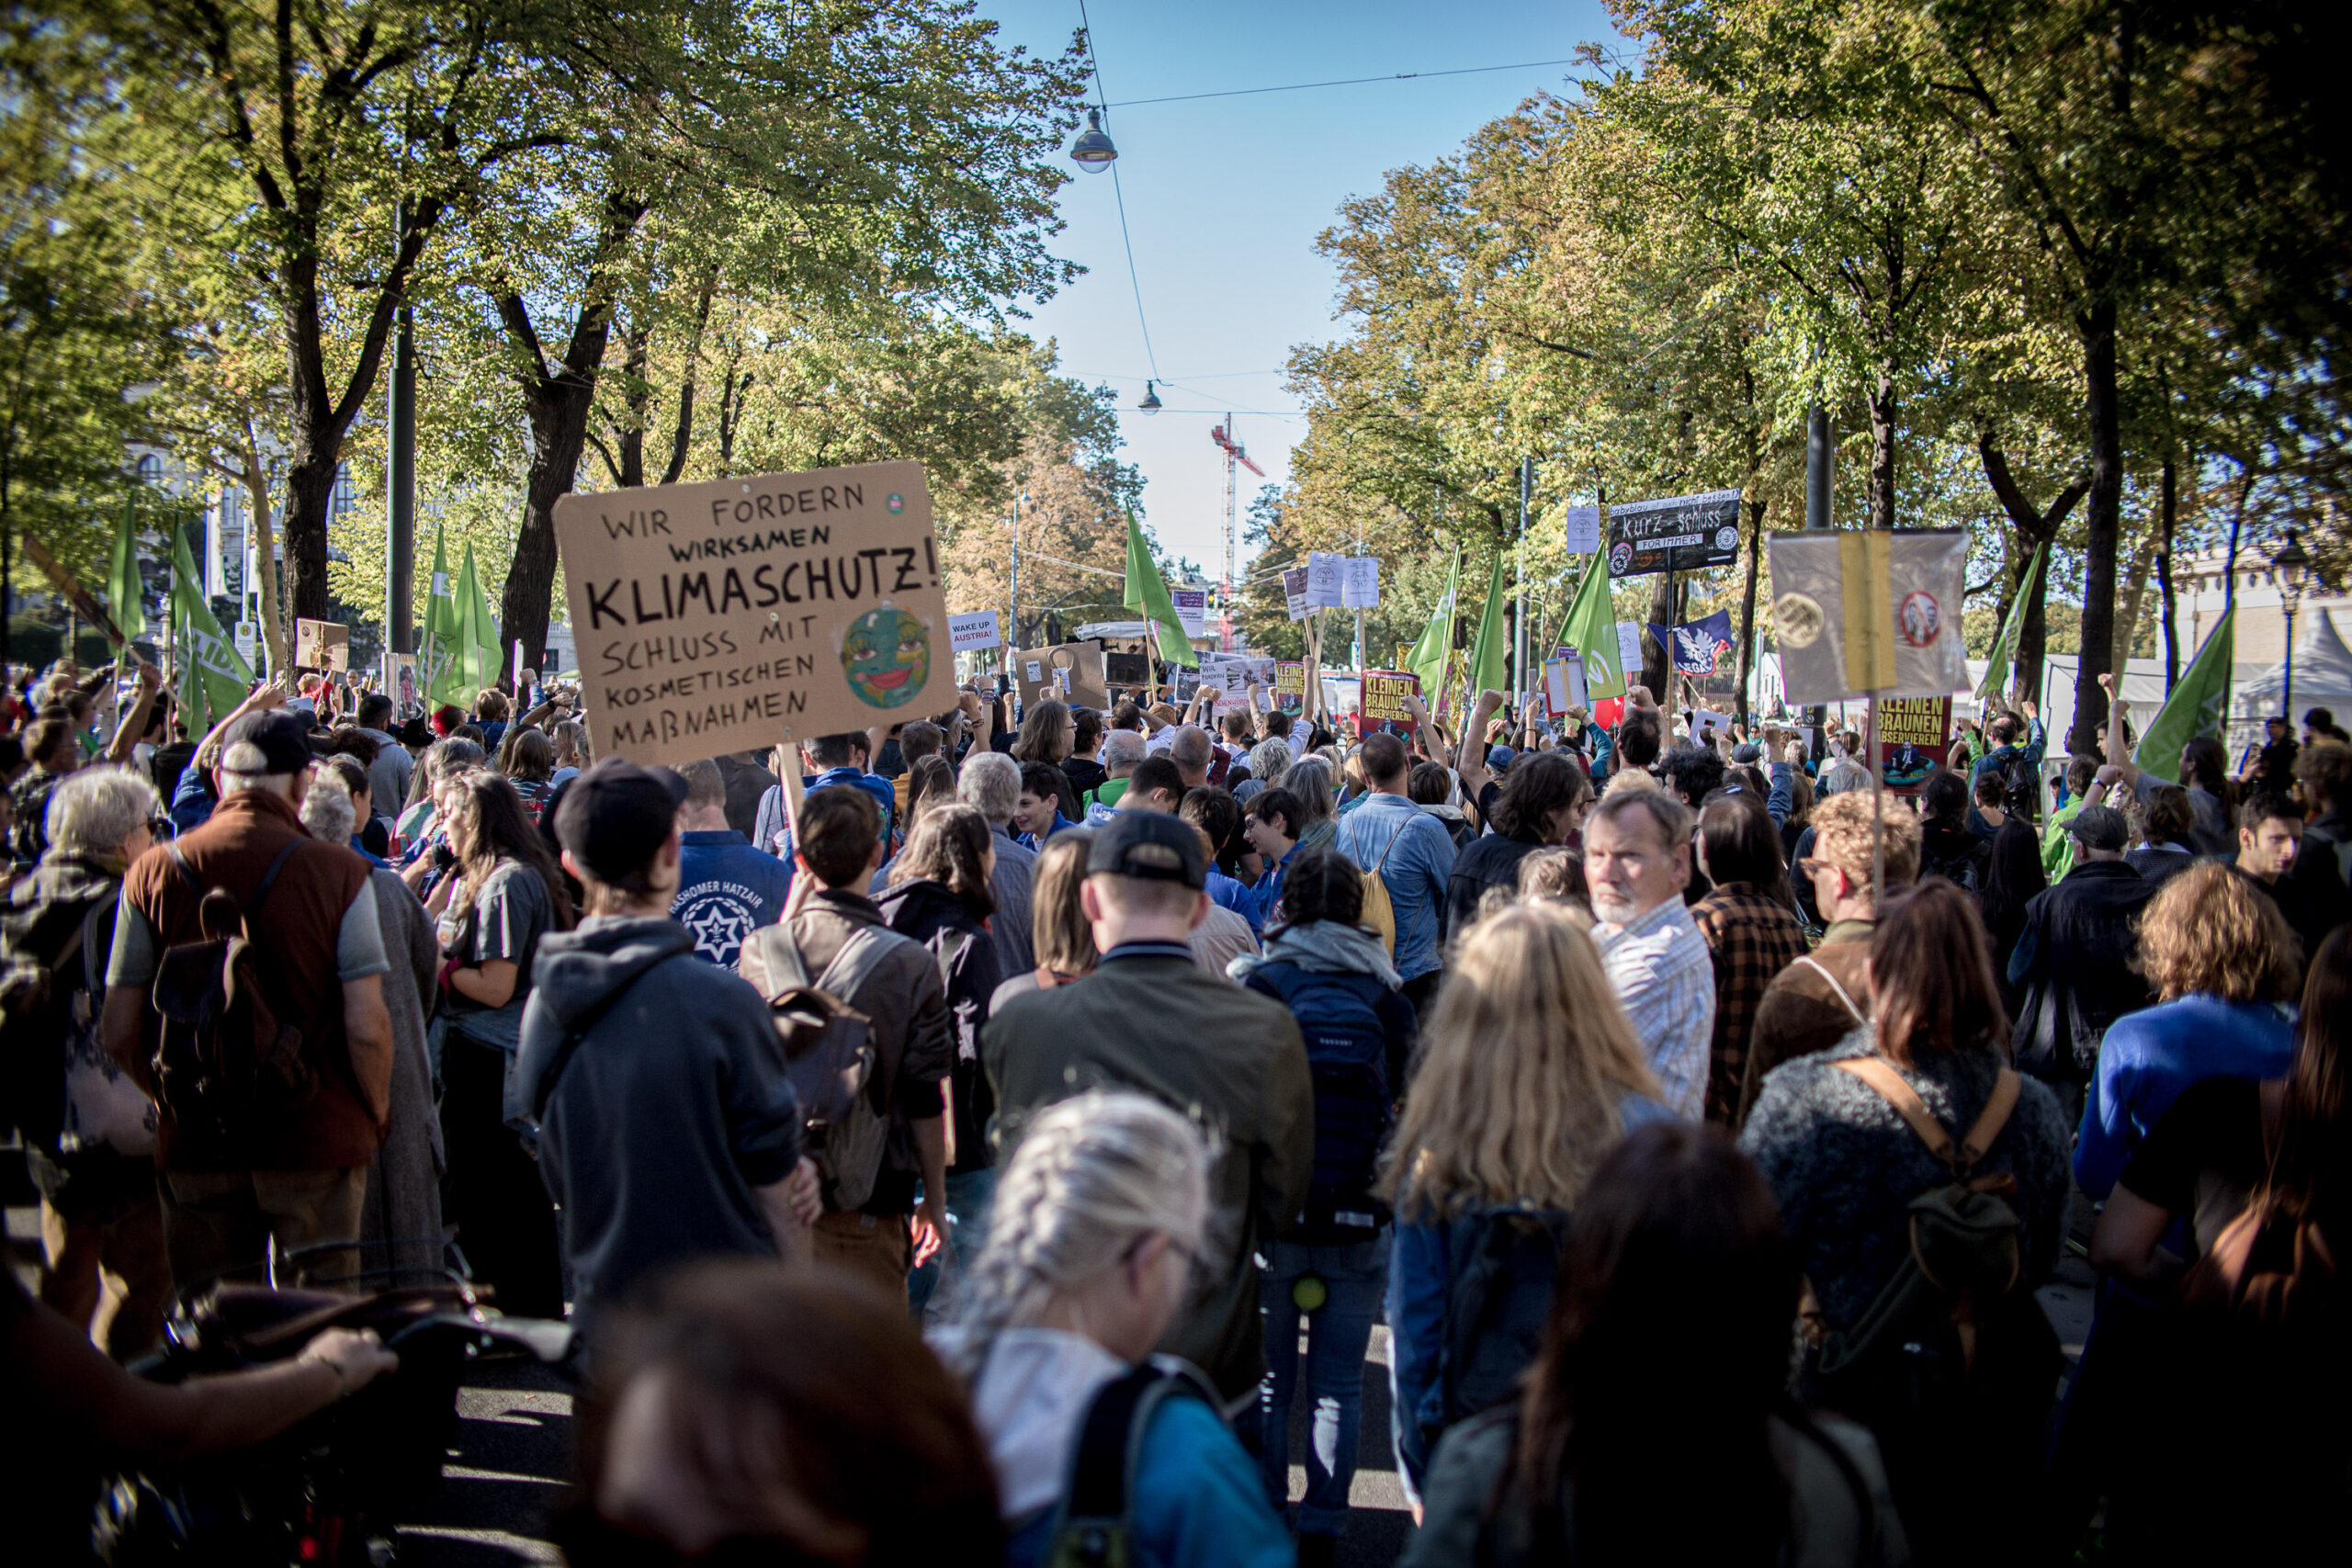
left=2075, top=861, right=2302, bottom=1200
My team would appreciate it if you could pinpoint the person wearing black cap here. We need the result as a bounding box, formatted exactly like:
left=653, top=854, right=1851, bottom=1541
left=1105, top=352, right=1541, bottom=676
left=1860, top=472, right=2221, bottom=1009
left=980, top=809, right=1312, bottom=1411
left=101, top=707, right=396, bottom=1291
left=510, top=759, right=819, bottom=1324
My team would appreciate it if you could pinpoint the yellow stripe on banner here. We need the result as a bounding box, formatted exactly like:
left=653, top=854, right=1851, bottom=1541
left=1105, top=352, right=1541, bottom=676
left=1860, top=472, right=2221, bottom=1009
left=1838, top=531, right=1896, bottom=693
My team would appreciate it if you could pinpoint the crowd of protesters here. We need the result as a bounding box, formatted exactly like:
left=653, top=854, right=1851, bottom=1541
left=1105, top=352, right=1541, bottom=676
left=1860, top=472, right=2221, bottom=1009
left=2, top=649, right=2346, bottom=1566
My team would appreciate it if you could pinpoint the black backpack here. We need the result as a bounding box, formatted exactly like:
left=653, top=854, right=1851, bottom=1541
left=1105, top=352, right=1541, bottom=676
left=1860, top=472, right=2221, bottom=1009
left=1807, top=1058, right=2060, bottom=1554
left=1434, top=1203, right=1576, bottom=1446
left=741, top=923, right=898, bottom=1213
left=1995, top=751, right=2039, bottom=822
left=1043, top=1359, right=1221, bottom=1568
left=1250, top=963, right=1395, bottom=1244
left=148, top=840, right=315, bottom=1143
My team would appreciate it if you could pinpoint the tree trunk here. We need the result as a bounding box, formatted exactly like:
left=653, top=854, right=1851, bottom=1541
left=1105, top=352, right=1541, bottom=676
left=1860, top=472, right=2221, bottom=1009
left=1868, top=369, right=1898, bottom=530
left=1642, top=570, right=1673, bottom=699
left=616, top=321, right=650, bottom=490
left=2157, top=457, right=2178, bottom=690
left=1737, top=495, right=1765, bottom=727
left=2072, top=298, right=2122, bottom=755
left=279, top=442, right=339, bottom=662
left=491, top=190, right=647, bottom=680
left=1976, top=433, right=2086, bottom=710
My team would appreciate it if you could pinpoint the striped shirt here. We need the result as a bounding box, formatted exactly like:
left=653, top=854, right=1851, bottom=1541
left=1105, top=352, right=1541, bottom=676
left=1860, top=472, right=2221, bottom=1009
left=1596, top=896, right=1715, bottom=1120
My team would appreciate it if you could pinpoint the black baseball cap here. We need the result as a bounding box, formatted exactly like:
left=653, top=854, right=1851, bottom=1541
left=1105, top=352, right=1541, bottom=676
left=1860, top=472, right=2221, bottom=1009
left=220, top=711, right=313, bottom=776
left=553, top=758, right=690, bottom=883
left=1088, top=808, right=1207, bottom=889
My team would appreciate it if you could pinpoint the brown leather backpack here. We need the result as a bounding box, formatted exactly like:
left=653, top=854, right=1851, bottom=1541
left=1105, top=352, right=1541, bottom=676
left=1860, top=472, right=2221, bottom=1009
left=149, top=840, right=313, bottom=1142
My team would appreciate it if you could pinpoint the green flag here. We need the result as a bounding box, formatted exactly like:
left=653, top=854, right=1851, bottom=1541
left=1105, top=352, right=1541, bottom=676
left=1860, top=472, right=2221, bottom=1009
left=1121, top=510, right=1197, bottom=670
left=424, top=526, right=469, bottom=707
left=457, top=546, right=503, bottom=694
left=2134, top=606, right=2233, bottom=783
left=169, top=525, right=250, bottom=732
left=1554, top=554, right=1626, bottom=701
left=1466, top=548, right=1510, bottom=700
left=1977, top=542, right=2047, bottom=701
left=1404, top=547, right=1459, bottom=695
left=107, top=495, right=146, bottom=646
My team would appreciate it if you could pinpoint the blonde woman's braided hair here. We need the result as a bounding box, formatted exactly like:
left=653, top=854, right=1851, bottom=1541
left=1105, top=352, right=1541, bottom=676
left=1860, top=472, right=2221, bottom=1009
left=944, top=1092, right=1209, bottom=1382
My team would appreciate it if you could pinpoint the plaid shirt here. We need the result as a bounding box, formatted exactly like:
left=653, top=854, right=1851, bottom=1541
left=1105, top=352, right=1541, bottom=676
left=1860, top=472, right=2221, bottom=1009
left=1691, top=883, right=1810, bottom=1127
left=1597, top=897, right=1715, bottom=1120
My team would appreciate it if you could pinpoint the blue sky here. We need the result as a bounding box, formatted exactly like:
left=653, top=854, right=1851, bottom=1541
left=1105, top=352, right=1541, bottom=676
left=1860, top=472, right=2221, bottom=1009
left=975, top=0, right=1627, bottom=577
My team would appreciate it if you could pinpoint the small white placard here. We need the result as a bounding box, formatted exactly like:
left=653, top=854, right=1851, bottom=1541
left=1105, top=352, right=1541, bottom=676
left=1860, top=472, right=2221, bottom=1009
left=1561, top=505, right=1601, bottom=554
left=1341, top=556, right=1381, bottom=609
left=949, top=611, right=1001, bottom=651
left=1305, top=552, right=1345, bottom=609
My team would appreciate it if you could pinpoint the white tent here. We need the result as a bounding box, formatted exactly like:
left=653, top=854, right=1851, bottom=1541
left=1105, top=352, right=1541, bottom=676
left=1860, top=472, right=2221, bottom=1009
left=2235, top=607, right=2352, bottom=721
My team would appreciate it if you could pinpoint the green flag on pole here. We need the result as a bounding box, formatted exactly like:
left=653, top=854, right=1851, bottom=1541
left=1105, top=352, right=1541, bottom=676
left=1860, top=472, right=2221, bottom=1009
left=107, top=494, right=147, bottom=647
left=1977, top=542, right=2047, bottom=702
left=1404, top=547, right=1459, bottom=696
left=1466, top=548, right=1510, bottom=700
left=456, top=546, right=503, bottom=694
left=1121, top=510, right=1197, bottom=670
left=2134, top=606, right=2233, bottom=784
left=424, top=526, right=469, bottom=706
left=169, top=525, right=250, bottom=732
left=1554, top=554, right=1627, bottom=702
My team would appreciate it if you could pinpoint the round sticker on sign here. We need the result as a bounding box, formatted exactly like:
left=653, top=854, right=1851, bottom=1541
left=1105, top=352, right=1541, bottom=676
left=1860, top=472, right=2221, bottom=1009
left=838, top=604, right=932, bottom=709
left=885, top=492, right=906, bottom=514
left=1609, top=541, right=1634, bottom=575
left=1774, top=592, right=1826, bottom=649
left=1898, top=590, right=1943, bottom=648
left=1714, top=526, right=1739, bottom=553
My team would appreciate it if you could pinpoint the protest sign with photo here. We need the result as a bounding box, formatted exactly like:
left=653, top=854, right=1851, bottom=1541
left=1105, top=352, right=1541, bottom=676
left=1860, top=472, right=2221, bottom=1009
left=1282, top=568, right=1310, bottom=621
left=295, top=617, right=350, bottom=671
left=1274, top=660, right=1306, bottom=713
left=949, top=610, right=1001, bottom=651
left=1360, top=668, right=1421, bottom=736
left=550, top=459, right=955, bottom=767
left=1876, top=695, right=1954, bottom=793
left=382, top=653, right=420, bottom=717
left=1605, top=489, right=1742, bottom=578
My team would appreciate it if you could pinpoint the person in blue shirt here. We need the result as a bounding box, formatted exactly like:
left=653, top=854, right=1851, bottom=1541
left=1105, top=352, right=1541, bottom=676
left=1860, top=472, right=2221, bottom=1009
left=751, top=728, right=894, bottom=879
left=1012, top=761, right=1079, bottom=850
left=936, top=1091, right=1292, bottom=1568
left=1334, top=731, right=1457, bottom=1016
left=670, top=758, right=793, bottom=968
left=2075, top=860, right=2301, bottom=1198
left=1209, top=785, right=1302, bottom=935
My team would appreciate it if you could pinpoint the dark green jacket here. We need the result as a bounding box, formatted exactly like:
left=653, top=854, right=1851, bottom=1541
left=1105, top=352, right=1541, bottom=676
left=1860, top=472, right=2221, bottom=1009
left=981, top=943, right=1314, bottom=1405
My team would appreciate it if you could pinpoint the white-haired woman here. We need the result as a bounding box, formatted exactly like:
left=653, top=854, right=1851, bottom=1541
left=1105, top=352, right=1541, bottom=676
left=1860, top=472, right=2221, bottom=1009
left=1280, top=754, right=1340, bottom=853
left=939, top=1092, right=1290, bottom=1568
left=0, top=765, right=167, bottom=1357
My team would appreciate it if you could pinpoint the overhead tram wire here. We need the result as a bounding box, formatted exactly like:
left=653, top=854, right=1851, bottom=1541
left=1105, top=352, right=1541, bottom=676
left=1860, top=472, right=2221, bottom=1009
left=1075, top=0, right=1162, bottom=383
left=1105, top=56, right=1583, bottom=109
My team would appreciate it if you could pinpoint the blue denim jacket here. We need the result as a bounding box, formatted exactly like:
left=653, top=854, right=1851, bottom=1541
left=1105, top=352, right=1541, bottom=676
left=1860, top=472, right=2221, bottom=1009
left=1334, top=793, right=1456, bottom=982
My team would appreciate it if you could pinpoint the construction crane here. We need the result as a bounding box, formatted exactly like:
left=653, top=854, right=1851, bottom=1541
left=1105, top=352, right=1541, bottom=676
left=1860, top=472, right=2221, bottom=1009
left=1209, top=417, right=1263, bottom=651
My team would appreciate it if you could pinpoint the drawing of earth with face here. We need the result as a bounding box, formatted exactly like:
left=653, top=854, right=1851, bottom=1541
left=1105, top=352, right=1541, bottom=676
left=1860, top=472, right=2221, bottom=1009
left=841, top=604, right=930, bottom=709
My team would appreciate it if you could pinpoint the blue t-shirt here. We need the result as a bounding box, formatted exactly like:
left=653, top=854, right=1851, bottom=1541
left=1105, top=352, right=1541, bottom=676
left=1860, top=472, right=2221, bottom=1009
left=671, top=829, right=794, bottom=968
left=2075, top=994, right=2297, bottom=1199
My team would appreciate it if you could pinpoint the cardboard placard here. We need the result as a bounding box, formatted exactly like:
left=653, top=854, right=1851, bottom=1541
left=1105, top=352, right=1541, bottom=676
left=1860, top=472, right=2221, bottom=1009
left=1689, top=708, right=1734, bottom=746
left=383, top=652, right=420, bottom=717
left=1769, top=530, right=1968, bottom=704
left=1360, top=669, right=1420, bottom=736
left=1544, top=654, right=1588, bottom=717
left=549, top=460, right=955, bottom=767
left=1200, top=654, right=1274, bottom=714
left=295, top=617, right=350, bottom=671
left=1012, top=641, right=1108, bottom=713
left=949, top=610, right=1001, bottom=651
left=1282, top=568, right=1310, bottom=621
left=1876, top=695, right=1954, bottom=793
left=1305, top=552, right=1345, bottom=609
left=1102, top=649, right=1151, bottom=689
left=1170, top=589, right=1207, bottom=637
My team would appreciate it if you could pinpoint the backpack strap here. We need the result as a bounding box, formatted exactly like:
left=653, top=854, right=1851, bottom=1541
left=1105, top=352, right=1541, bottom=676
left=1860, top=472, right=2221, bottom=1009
left=1053, top=1360, right=1210, bottom=1562
left=1792, top=954, right=1869, bottom=1028
left=1835, top=1057, right=2020, bottom=1174
left=1370, top=812, right=1414, bottom=874
left=167, top=837, right=305, bottom=922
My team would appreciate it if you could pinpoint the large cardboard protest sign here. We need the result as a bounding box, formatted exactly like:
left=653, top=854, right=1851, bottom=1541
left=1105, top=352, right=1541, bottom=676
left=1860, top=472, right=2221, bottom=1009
left=550, top=460, right=955, bottom=767
left=1012, top=641, right=1109, bottom=712
left=1605, top=489, right=1743, bottom=578
left=295, top=617, right=350, bottom=671
left=1876, top=695, right=1954, bottom=793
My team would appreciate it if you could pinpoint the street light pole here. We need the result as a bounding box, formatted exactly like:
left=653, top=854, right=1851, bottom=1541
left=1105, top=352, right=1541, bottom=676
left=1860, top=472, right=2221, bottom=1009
left=1516, top=457, right=1532, bottom=716
left=385, top=301, right=416, bottom=661
left=2272, top=528, right=2310, bottom=721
